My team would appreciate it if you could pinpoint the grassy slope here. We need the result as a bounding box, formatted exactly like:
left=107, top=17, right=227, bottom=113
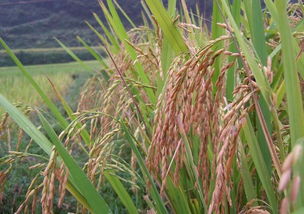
left=0, top=60, right=100, bottom=76
left=0, top=47, right=102, bottom=54
left=0, top=47, right=103, bottom=66
left=0, top=61, right=99, bottom=109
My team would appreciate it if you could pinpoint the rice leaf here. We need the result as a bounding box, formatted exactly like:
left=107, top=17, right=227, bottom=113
left=168, top=0, right=177, bottom=16
left=92, top=13, right=120, bottom=52
left=55, top=38, right=92, bottom=70
left=144, top=0, right=188, bottom=53
left=239, top=141, right=257, bottom=203
left=104, top=171, right=139, bottom=214
left=273, top=1, right=304, bottom=146
left=211, top=0, right=224, bottom=83
left=249, top=0, right=273, bottom=173
left=219, top=0, right=272, bottom=106
left=165, top=177, right=193, bottom=214
left=242, top=118, right=278, bottom=212
left=76, top=36, right=110, bottom=81
left=113, top=0, right=136, bottom=28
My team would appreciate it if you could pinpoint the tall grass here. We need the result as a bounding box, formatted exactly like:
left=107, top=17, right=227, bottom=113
left=0, top=0, right=304, bottom=213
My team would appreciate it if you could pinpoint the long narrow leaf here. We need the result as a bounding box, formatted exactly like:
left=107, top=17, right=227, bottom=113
left=144, top=0, right=188, bottom=53
left=219, top=1, right=272, bottom=102
left=104, top=171, right=138, bottom=214
left=242, top=118, right=278, bottom=212
left=274, top=1, right=304, bottom=146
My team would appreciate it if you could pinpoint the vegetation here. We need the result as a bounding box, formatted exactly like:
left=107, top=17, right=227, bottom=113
left=0, top=48, right=103, bottom=66
left=0, top=61, right=99, bottom=111
left=0, top=0, right=304, bottom=214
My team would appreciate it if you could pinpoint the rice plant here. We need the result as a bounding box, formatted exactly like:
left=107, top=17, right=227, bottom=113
left=1, top=0, right=304, bottom=213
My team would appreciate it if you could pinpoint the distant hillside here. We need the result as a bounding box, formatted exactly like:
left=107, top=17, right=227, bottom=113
left=0, top=0, right=212, bottom=49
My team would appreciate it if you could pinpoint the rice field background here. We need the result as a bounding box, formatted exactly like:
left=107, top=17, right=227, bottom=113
left=0, top=47, right=104, bottom=66
left=0, top=61, right=99, bottom=112
left=0, top=0, right=304, bottom=214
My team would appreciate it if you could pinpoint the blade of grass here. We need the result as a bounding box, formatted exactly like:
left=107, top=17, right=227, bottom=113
left=92, top=13, right=120, bottom=52
left=159, top=0, right=177, bottom=76
left=112, top=0, right=136, bottom=28
left=144, top=0, right=188, bottom=53
left=178, top=121, right=207, bottom=212
left=104, top=171, right=139, bottom=214
left=55, top=38, right=93, bottom=71
left=168, top=0, right=177, bottom=16
left=264, top=0, right=304, bottom=77
left=165, top=177, right=192, bottom=214
left=141, top=0, right=155, bottom=28
left=274, top=1, right=304, bottom=146
left=0, top=95, right=53, bottom=154
left=242, top=117, right=278, bottom=212
left=76, top=36, right=108, bottom=68
left=250, top=1, right=267, bottom=64
left=76, top=36, right=110, bottom=81
left=246, top=0, right=273, bottom=173
left=226, top=0, right=240, bottom=100
left=211, top=0, right=225, bottom=84
left=239, top=142, right=257, bottom=204
left=86, top=21, right=114, bottom=51
left=219, top=0, right=272, bottom=105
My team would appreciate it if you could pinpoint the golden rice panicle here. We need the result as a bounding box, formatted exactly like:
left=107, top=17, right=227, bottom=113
left=147, top=38, right=227, bottom=187
left=147, top=33, right=260, bottom=212
left=278, top=144, right=303, bottom=213
left=57, top=162, right=69, bottom=208
left=41, top=148, right=57, bottom=214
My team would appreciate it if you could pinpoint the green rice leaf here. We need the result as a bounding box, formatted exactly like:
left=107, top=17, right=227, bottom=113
left=55, top=38, right=92, bottom=70
left=144, top=0, right=188, bottom=53
left=76, top=36, right=110, bottom=81
left=92, top=13, right=120, bottom=52
left=104, top=171, right=139, bottom=214
left=219, top=0, right=272, bottom=106
left=242, top=118, right=278, bottom=212
left=273, top=1, right=304, bottom=146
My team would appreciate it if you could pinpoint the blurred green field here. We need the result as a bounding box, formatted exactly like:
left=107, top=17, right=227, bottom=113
left=0, top=47, right=101, bottom=54
left=0, top=47, right=104, bottom=66
left=0, top=61, right=100, bottom=109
